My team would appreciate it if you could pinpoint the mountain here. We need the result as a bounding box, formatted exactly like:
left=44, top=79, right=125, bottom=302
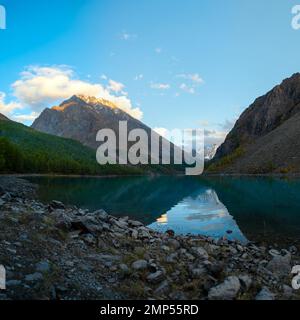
left=32, top=95, right=155, bottom=150
left=0, top=118, right=143, bottom=175
left=0, top=113, right=9, bottom=121
left=32, top=95, right=185, bottom=170
left=209, top=73, right=300, bottom=174
left=204, top=144, right=218, bottom=161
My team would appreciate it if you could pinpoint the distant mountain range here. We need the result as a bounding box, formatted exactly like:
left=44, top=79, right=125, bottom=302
left=204, top=144, right=218, bottom=161
left=32, top=95, right=185, bottom=170
left=3, top=72, right=300, bottom=175
left=209, top=73, right=300, bottom=174
left=1, top=95, right=184, bottom=174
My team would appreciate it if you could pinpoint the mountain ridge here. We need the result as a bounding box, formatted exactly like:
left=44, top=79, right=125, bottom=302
left=210, top=73, right=300, bottom=173
left=0, top=112, right=9, bottom=121
left=31, top=95, right=186, bottom=173
left=32, top=94, right=150, bottom=150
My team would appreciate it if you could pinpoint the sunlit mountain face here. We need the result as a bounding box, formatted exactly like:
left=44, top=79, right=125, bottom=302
left=148, top=189, right=247, bottom=243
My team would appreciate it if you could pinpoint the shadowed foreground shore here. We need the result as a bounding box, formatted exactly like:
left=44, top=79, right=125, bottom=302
left=0, top=177, right=299, bottom=300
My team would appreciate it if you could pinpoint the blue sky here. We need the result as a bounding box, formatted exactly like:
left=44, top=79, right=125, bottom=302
left=1, top=0, right=300, bottom=145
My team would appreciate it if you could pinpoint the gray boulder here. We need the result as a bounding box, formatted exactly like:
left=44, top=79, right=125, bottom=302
left=25, top=272, right=44, bottom=282
left=50, top=200, right=65, bottom=210
left=147, top=271, right=165, bottom=284
left=36, top=261, right=50, bottom=273
left=267, top=253, right=291, bottom=276
left=132, top=260, right=148, bottom=271
left=190, top=247, right=209, bottom=260
left=208, top=276, right=241, bottom=300
left=255, top=287, right=275, bottom=300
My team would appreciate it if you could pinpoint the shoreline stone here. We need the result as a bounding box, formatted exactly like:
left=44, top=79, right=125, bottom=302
left=0, top=176, right=299, bottom=300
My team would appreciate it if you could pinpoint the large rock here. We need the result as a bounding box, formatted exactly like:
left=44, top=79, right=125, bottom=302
left=190, top=247, right=209, bottom=260
left=94, top=210, right=109, bottom=221
left=88, top=254, right=120, bottom=267
left=132, top=260, right=148, bottom=271
left=255, top=287, right=275, bottom=300
left=238, top=275, right=252, bottom=291
left=49, top=200, right=65, bottom=210
left=71, top=216, right=103, bottom=234
left=154, top=280, right=169, bottom=295
left=167, top=239, right=181, bottom=250
left=208, top=276, right=241, bottom=300
left=53, top=212, right=73, bottom=230
left=267, top=253, right=291, bottom=277
left=36, top=261, right=50, bottom=273
left=147, top=271, right=165, bottom=284
left=0, top=186, right=5, bottom=196
left=190, top=266, right=206, bottom=279
left=113, top=219, right=128, bottom=230
left=25, top=273, right=44, bottom=282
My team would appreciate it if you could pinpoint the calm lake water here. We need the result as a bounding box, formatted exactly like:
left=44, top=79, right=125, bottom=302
left=25, top=176, right=300, bottom=244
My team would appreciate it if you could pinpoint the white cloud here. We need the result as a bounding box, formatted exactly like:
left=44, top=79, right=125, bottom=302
left=198, top=118, right=237, bottom=146
left=12, top=111, right=40, bottom=123
left=153, top=126, right=227, bottom=149
left=151, top=83, right=170, bottom=90
left=155, top=48, right=162, bottom=54
left=219, top=119, right=236, bottom=131
left=176, top=73, right=204, bottom=95
left=107, top=79, right=125, bottom=93
left=12, top=66, right=101, bottom=108
left=204, top=129, right=228, bottom=146
left=201, top=117, right=237, bottom=146
left=134, top=74, right=143, bottom=81
left=179, top=83, right=195, bottom=94
left=153, top=127, right=168, bottom=138
left=12, top=65, right=143, bottom=120
left=120, top=31, right=137, bottom=41
left=171, top=56, right=179, bottom=63
left=0, top=92, right=23, bottom=117
left=101, top=74, right=107, bottom=80
left=199, top=120, right=210, bottom=127
left=177, top=73, right=204, bottom=84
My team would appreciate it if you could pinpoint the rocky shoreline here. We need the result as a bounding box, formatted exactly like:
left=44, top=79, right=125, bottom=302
left=0, top=177, right=299, bottom=300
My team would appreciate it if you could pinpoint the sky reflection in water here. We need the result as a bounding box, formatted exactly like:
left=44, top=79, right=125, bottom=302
left=26, top=176, right=300, bottom=244
left=148, top=189, right=247, bottom=243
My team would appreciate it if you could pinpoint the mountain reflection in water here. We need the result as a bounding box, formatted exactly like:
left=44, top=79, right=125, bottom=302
left=149, top=189, right=247, bottom=243
left=25, top=176, right=300, bottom=243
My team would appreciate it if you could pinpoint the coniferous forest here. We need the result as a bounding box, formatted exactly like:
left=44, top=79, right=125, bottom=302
left=0, top=120, right=143, bottom=175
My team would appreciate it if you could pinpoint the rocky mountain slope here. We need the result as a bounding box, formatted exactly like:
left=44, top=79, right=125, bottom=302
left=31, top=95, right=182, bottom=167
left=0, top=113, right=9, bottom=121
left=210, top=73, right=300, bottom=174
left=32, top=95, right=142, bottom=150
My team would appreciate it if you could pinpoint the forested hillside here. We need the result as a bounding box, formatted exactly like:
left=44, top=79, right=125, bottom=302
left=0, top=119, right=143, bottom=175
